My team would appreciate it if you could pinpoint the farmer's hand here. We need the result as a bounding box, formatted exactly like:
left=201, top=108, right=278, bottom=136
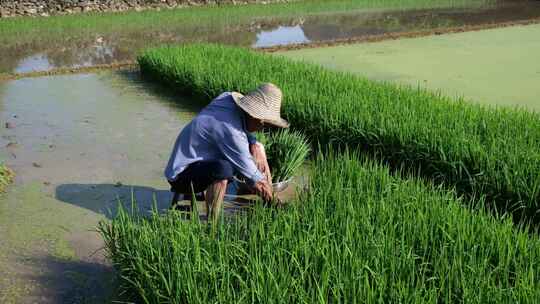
left=254, top=180, right=283, bottom=206
left=254, top=179, right=273, bottom=203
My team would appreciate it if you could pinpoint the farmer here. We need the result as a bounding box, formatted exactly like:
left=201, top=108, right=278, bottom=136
left=165, top=83, right=289, bottom=223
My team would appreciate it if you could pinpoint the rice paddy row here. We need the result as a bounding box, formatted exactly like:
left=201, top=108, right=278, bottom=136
left=100, top=152, right=540, bottom=303
left=137, top=44, right=540, bottom=224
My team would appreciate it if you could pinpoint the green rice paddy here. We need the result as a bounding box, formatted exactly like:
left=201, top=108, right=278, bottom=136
left=281, top=23, right=540, bottom=111
left=137, top=43, right=540, bottom=223
left=100, top=151, right=540, bottom=303
left=98, top=41, right=540, bottom=303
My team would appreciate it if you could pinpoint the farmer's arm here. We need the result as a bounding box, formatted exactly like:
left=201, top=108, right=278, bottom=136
left=246, top=132, right=272, bottom=183
left=250, top=143, right=272, bottom=185
left=217, top=126, right=273, bottom=202
left=246, top=132, right=265, bottom=171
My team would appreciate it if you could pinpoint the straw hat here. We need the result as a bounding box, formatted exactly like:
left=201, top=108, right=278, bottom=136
left=231, top=83, right=289, bottom=128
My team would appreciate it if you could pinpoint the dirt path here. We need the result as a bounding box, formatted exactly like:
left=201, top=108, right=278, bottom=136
left=0, top=71, right=198, bottom=303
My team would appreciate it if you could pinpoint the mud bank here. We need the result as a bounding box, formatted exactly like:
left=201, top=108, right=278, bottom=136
left=0, top=62, right=137, bottom=81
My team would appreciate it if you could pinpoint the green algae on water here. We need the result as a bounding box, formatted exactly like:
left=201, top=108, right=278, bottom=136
left=281, top=23, right=540, bottom=111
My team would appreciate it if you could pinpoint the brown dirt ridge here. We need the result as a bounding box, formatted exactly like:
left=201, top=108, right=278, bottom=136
left=0, top=62, right=137, bottom=81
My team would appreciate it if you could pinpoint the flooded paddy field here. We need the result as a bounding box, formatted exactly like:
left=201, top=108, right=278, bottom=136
left=281, top=23, right=540, bottom=111
left=0, top=70, right=201, bottom=302
left=0, top=69, right=304, bottom=302
left=2, top=0, right=540, bottom=74
left=2, top=0, right=540, bottom=302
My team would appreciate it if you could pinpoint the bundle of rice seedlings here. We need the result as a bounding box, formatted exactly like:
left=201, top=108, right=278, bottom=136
left=257, top=129, right=310, bottom=183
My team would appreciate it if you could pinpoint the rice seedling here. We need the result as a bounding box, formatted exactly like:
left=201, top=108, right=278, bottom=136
left=99, top=151, right=540, bottom=304
left=138, top=44, right=540, bottom=224
left=256, top=130, right=310, bottom=183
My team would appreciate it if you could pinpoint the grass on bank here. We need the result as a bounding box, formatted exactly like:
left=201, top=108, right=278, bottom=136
left=0, top=163, right=14, bottom=193
left=138, top=44, right=540, bottom=224
left=0, top=0, right=496, bottom=46
left=99, top=152, right=540, bottom=304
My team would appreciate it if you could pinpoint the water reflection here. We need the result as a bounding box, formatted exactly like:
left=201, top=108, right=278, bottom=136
left=4, top=1, right=540, bottom=74
left=254, top=25, right=310, bottom=47
left=12, top=38, right=135, bottom=73
left=14, top=54, right=54, bottom=73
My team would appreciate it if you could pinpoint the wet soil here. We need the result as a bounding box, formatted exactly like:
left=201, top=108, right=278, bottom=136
left=2, top=1, right=540, bottom=74
left=0, top=71, right=200, bottom=303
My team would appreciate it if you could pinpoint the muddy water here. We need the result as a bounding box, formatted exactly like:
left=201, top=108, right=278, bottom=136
left=2, top=0, right=540, bottom=74
left=0, top=71, right=201, bottom=303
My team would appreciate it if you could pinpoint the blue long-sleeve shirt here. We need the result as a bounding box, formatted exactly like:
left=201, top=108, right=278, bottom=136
left=164, top=92, right=264, bottom=185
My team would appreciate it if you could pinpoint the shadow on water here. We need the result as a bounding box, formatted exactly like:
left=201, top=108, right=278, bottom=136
left=54, top=181, right=276, bottom=220
left=55, top=183, right=173, bottom=219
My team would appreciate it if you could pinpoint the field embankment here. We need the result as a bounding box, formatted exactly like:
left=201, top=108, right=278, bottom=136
left=137, top=44, right=540, bottom=224
left=100, top=152, right=540, bottom=303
